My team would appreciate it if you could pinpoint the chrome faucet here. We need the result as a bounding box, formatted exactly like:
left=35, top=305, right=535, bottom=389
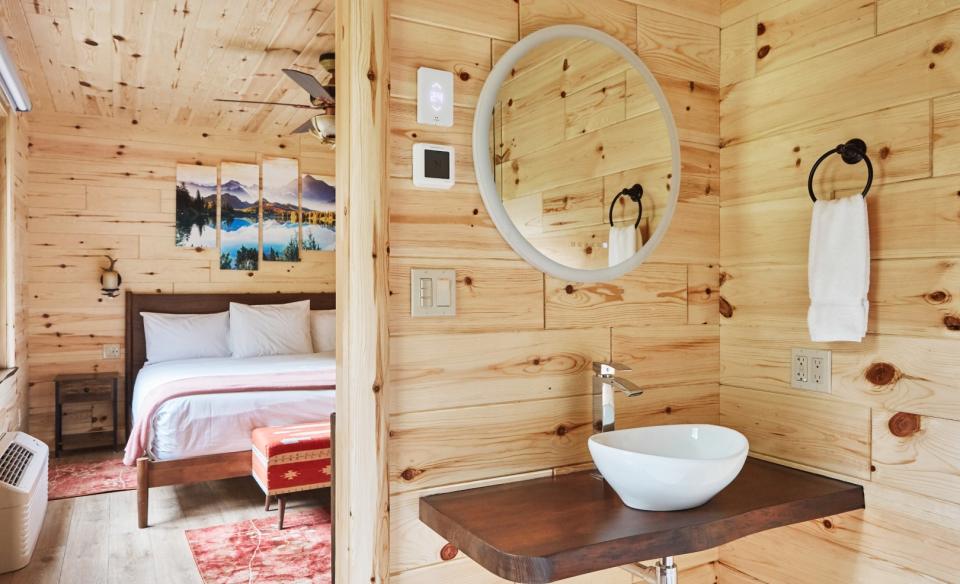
left=592, top=361, right=643, bottom=433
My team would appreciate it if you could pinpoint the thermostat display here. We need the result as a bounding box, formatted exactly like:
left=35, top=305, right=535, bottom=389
left=417, top=67, right=454, bottom=127
left=413, top=143, right=455, bottom=189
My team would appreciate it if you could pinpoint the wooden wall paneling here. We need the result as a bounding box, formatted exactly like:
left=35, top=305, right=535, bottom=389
left=720, top=10, right=960, bottom=144
left=388, top=179, right=515, bottom=260
left=390, top=18, right=492, bottom=108
left=719, top=0, right=790, bottom=29
left=720, top=102, right=931, bottom=206
left=612, top=325, right=719, bottom=388
left=872, top=410, right=960, bottom=505
left=519, top=0, right=639, bottom=50
left=390, top=0, right=519, bottom=42
left=876, top=0, right=960, bottom=34
left=544, top=264, right=687, bottom=329
left=387, top=0, right=720, bottom=579
left=634, top=5, right=720, bottom=86
left=719, top=16, right=756, bottom=88
left=390, top=329, right=609, bottom=415
left=720, top=175, right=960, bottom=266
left=932, top=92, right=960, bottom=176
left=751, top=0, right=876, bottom=76
left=389, top=394, right=595, bottom=494
left=389, top=257, right=545, bottom=335
left=623, top=0, right=719, bottom=27
left=720, top=258, right=960, bottom=338
left=719, top=385, right=872, bottom=479
left=721, top=326, right=960, bottom=421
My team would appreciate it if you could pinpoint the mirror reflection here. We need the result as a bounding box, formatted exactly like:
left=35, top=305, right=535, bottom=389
left=490, top=37, right=674, bottom=271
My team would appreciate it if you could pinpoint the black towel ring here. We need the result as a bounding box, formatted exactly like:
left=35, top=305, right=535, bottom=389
left=807, top=138, right=873, bottom=203
left=608, top=183, right=643, bottom=229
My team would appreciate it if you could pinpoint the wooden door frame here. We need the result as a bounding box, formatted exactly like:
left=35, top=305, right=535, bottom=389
left=334, top=0, right=391, bottom=582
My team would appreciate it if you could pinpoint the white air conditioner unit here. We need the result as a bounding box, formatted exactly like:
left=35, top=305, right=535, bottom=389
left=0, top=431, right=47, bottom=574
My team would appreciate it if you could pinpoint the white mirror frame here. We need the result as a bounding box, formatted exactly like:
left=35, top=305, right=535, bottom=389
left=473, top=25, right=682, bottom=283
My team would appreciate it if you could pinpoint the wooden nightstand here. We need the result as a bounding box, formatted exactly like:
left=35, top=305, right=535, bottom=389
left=54, top=372, right=119, bottom=457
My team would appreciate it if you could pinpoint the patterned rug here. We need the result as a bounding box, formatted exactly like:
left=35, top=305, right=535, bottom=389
left=48, top=457, right=137, bottom=500
left=186, top=509, right=332, bottom=584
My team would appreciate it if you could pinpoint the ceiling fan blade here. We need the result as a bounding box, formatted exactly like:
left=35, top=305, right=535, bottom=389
left=283, top=68, right=335, bottom=103
left=214, top=98, right=316, bottom=109
left=291, top=118, right=315, bottom=134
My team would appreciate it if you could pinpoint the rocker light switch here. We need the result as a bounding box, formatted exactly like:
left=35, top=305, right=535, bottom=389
left=411, top=269, right=456, bottom=317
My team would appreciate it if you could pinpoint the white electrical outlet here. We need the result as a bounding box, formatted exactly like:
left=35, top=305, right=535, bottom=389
left=102, top=344, right=121, bottom=359
left=791, top=348, right=831, bottom=393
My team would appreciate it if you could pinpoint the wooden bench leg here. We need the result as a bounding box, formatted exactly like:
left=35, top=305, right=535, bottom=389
left=265, top=494, right=272, bottom=511
left=278, top=496, right=286, bottom=530
left=137, top=457, right=149, bottom=529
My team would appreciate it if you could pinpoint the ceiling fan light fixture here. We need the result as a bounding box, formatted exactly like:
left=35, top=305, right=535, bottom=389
left=309, top=114, right=336, bottom=145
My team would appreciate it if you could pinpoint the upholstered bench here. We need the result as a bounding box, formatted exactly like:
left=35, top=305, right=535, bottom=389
left=252, top=421, right=333, bottom=529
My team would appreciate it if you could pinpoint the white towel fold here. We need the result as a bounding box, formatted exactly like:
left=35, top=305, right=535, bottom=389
left=608, top=226, right=638, bottom=267
left=807, top=194, right=870, bottom=342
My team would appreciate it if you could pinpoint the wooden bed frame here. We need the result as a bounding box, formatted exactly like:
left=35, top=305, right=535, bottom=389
left=125, top=291, right=336, bottom=528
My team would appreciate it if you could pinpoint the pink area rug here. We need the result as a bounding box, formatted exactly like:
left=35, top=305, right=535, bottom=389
left=48, top=457, right=137, bottom=500
left=186, top=509, right=332, bottom=584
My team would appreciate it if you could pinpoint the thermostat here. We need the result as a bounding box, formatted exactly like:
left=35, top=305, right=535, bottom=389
left=413, top=143, right=455, bottom=189
left=417, top=67, right=454, bottom=127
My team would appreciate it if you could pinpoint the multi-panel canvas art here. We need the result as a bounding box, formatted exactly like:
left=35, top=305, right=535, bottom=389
left=219, top=162, right=261, bottom=271
left=301, top=174, right=336, bottom=251
left=262, top=157, right=301, bottom=262
left=175, top=164, right=217, bottom=248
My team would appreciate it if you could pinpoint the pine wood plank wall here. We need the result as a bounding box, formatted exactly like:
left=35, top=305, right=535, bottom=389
left=718, top=0, right=960, bottom=581
left=0, top=112, right=30, bottom=433
left=24, top=115, right=336, bottom=445
left=387, top=0, right=720, bottom=581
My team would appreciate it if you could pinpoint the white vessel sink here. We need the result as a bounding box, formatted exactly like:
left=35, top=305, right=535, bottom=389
left=588, top=424, right=749, bottom=511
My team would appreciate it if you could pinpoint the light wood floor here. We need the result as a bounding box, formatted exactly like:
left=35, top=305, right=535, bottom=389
left=0, top=453, right=328, bottom=584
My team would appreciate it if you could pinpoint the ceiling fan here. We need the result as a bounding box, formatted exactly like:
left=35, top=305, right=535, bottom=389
left=215, top=53, right=336, bottom=145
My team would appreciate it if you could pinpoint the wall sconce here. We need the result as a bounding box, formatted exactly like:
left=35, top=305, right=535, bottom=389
left=100, top=256, right=122, bottom=298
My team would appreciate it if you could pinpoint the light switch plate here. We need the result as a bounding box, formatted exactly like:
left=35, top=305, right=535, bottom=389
left=410, top=269, right=456, bottom=317
left=791, top=348, right=831, bottom=393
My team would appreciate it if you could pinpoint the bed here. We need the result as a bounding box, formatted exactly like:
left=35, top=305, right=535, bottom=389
left=125, top=292, right=336, bottom=528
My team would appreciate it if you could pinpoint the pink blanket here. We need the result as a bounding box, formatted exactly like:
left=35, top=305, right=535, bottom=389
left=123, top=369, right=336, bottom=466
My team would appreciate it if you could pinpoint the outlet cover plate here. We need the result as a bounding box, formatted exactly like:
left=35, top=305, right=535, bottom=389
left=102, top=344, right=121, bottom=359
left=791, top=348, right=831, bottom=393
left=410, top=268, right=456, bottom=317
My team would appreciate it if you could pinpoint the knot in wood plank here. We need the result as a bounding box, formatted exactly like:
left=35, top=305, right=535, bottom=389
left=718, top=297, right=733, bottom=318
left=865, top=362, right=899, bottom=386
left=888, top=412, right=921, bottom=438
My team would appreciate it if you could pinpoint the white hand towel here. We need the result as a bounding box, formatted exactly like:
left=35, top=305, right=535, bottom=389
left=608, top=226, right=638, bottom=267
left=807, top=194, right=870, bottom=342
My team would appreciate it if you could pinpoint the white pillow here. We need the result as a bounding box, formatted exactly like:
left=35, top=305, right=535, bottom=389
left=310, top=310, right=336, bottom=353
left=140, top=311, right=231, bottom=364
left=229, top=300, right=313, bottom=358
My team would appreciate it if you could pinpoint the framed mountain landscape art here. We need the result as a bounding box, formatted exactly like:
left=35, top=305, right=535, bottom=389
left=262, top=157, right=301, bottom=262
left=219, top=162, right=260, bottom=271
left=175, top=164, right=217, bottom=248
left=301, top=173, right=335, bottom=252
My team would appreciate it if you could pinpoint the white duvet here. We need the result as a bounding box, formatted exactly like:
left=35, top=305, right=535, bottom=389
left=132, top=353, right=336, bottom=461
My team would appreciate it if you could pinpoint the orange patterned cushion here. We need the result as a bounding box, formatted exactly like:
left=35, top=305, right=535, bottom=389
left=252, top=422, right=332, bottom=496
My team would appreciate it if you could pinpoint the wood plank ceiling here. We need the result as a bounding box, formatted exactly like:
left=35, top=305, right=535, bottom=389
left=0, top=0, right=335, bottom=135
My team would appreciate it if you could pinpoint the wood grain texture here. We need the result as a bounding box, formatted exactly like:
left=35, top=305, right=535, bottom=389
left=335, top=0, right=390, bottom=581
left=419, top=459, right=863, bottom=583
left=387, top=0, right=720, bottom=579
left=719, top=3, right=960, bottom=581
left=0, top=1, right=335, bottom=135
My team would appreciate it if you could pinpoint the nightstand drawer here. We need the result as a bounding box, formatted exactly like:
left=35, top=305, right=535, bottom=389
left=59, top=379, right=114, bottom=402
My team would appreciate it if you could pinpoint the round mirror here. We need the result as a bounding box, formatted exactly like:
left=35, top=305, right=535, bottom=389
left=473, top=25, right=680, bottom=282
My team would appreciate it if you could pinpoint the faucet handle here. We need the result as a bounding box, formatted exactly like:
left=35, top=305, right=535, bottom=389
left=592, top=361, right=633, bottom=376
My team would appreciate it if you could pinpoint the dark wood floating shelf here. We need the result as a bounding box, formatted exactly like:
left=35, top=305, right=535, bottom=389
left=420, top=457, right=864, bottom=583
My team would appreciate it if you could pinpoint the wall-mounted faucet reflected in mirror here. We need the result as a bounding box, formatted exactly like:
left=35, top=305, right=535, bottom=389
left=592, top=362, right=643, bottom=433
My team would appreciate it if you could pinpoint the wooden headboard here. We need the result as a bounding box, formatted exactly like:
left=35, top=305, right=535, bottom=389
left=124, top=291, right=336, bottom=432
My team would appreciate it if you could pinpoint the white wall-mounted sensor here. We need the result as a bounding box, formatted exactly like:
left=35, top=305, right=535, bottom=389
left=413, top=143, right=455, bottom=189
left=417, top=67, right=454, bottom=127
